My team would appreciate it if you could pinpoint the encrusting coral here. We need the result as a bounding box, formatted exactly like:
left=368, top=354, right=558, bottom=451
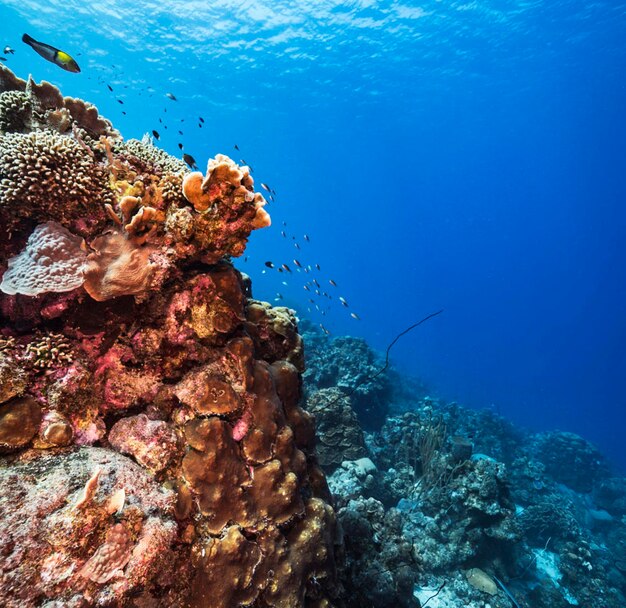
left=0, top=65, right=341, bottom=607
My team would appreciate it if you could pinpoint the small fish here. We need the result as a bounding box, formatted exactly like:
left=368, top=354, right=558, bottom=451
left=178, top=143, right=183, bottom=150
left=264, top=261, right=274, bottom=268
left=293, top=259, right=302, bottom=268
left=3, top=46, right=15, bottom=55
left=304, top=267, right=310, bottom=273
left=329, top=279, right=337, bottom=287
left=350, top=312, right=360, bottom=320
left=22, top=34, right=80, bottom=73
left=308, top=299, right=315, bottom=304
left=261, top=183, right=271, bottom=193
left=278, top=267, right=283, bottom=273
left=281, top=263, right=292, bottom=273
left=158, top=117, right=163, bottom=124
left=117, top=99, right=124, bottom=105
left=275, top=293, right=283, bottom=300
left=304, top=285, right=311, bottom=292
left=282, top=221, right=287, bottom=226
left=269, top=194, right=275, bottom=202
left=282, top=281, right=288, bottom=286
left=163, top=108, right=167, bottom=113
left=199, top=116, right=205, bottom=123
left=313, top=279, right=320, bottom=288
left=198, top=123, right=203, bottom=128
left=315, top=289, right=321, bottom=296
left=281, top=231, right=286, bottom=238
left=183, top=153, right=198, bottom=170
left=320, top=324, right=331, bottom=336
left=315, top=264, right=321, bottom=271
left=294, top=243, right=300, bottom=250
left=121, top=111, right=126, bottom=115
left=339, top=297, right=349, bottom=308
left=166, top=92, right=177, bottom=101
left=0, top=57, right=6, bottom=62
left=107, top=84, right=113, bottom=92
left=178, top=130, right=183, bottom=135
left=234, top=144, right=240, bottom=151
left=152, top=130, right=160, bottom=140
left=304, top=234, right=310, bottom=242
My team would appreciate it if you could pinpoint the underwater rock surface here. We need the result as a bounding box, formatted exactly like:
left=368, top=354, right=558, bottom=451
left=0, top=66, right=340, bottom=607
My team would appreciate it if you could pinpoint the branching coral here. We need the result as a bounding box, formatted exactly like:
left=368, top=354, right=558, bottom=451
left=0, top=131, right=112, bottom=227
left=24, top=331, right=74, bottom=371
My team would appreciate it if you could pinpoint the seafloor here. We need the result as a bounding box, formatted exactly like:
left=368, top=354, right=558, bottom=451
left=0, top=65, right=624, bottom=607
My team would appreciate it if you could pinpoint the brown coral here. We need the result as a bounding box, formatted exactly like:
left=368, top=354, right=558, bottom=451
left=0, top=65, right=341, bottom=608
left=0, top=395, right=41, bottom=451
left=83, top=231, right=158, bottom=301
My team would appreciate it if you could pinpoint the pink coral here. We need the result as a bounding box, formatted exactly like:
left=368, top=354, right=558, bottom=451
left=108, top=414, right=178, bottom=473
left=78, top=522, right=132, bottom=584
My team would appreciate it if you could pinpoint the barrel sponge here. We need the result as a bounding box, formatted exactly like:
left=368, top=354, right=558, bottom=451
left=0, top=130, right=111, bottom=224
left=0, top=221, right=86, bottom=296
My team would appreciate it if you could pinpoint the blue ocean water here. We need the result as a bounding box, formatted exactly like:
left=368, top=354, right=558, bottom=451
left=1, top=0, right=625, bottom=469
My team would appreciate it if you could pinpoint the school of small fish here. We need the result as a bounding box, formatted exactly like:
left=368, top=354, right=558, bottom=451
left=6, top=33, right=363, bottom=334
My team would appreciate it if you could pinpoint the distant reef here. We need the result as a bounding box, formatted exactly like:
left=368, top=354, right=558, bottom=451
left=1, top=65, right=625, bottom=608
left=302, top=322, right=626, bottom=608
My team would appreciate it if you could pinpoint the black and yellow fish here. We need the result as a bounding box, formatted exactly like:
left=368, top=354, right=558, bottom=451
left=22, top=34, right=80, bottom=73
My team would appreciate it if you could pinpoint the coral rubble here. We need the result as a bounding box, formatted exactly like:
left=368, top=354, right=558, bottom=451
left=0, top=66, right=340, bottom=607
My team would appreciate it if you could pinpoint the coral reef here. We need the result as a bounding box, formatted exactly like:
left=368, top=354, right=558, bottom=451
left=302, top=327, right=390, bottom=429
left=0, top=66, right=341, bottom=607
left=305, top=387, right=368, bottom=470
left=307, top=323, right=626, bottom=608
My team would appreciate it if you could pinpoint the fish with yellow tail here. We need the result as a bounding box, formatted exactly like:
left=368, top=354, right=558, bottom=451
left=22, top=33, right=80, bottom=73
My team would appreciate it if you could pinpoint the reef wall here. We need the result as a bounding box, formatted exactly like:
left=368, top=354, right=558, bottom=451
left=0, top=66, right=341, bottom=607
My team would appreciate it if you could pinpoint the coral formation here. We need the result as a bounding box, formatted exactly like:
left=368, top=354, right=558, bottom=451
left=0, top=66, right=340, bottom=607
left=305, top=387, right=368, bottom=470
left=302, top=328, right=390, bottom=429
left=1, top=221, right=86, bottom=296
left=306, top=333, right=625, bottom=608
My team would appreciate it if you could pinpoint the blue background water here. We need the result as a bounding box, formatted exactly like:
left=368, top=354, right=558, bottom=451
left=1, top=1, right=625, bottom=469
